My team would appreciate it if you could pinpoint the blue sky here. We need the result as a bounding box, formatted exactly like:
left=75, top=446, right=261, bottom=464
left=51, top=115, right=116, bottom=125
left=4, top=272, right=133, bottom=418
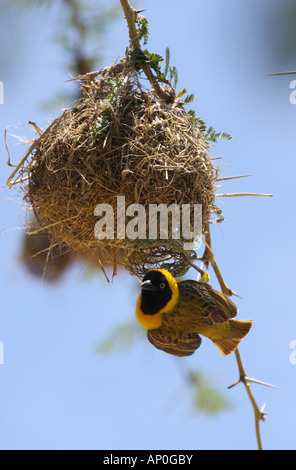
left=0, top=0, right=295, bottom=450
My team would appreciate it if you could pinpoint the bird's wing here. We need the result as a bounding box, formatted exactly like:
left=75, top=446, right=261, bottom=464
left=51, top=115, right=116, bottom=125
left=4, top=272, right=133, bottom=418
left=147, top=329, right=202, bottom=357
left=178, top=280, right=238, bottom=325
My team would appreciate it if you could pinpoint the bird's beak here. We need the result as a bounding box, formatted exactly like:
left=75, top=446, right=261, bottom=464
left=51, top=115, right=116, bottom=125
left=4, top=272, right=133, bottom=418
left=140, top=280, right=157, bottom=292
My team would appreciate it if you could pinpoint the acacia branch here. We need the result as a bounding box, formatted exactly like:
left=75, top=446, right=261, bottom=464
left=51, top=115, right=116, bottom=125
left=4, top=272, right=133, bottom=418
left=119, top=0, right=171, bottom=102
left=230, top=349, right=266, bottom=451
left=201, top=223, right=273, bottom=451
left=202, top=224, right=234, bottom=297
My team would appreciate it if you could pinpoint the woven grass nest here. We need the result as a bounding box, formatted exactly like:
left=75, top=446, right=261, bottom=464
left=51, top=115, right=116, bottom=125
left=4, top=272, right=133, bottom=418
left=10, top=62, right=218, bottom=279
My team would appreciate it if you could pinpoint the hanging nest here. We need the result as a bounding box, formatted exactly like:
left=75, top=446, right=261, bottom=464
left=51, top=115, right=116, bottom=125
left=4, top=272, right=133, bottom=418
left=8, top=62, right=218, bottom=279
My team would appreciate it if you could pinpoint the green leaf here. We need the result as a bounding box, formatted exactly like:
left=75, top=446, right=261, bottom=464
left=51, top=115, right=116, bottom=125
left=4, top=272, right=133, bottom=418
left=129, top=48, right=150, bottom=66
left=187, top=110, right=207, bottom=132
left=164, top=46, right=171, bottom=78
left=206, top=127, right=232, bottom=143
left=194, top=382, right=231, bottom=414
left=143, top=49, right=164, bottom=70
left=184, top=93, right=197, bottom=104
left=189, top=371, right=231, bottom=415
left=177, top=88, right=188, bottom=98
left=155, top=73, right=169, bottom=84
left=169, top=65, right=179, bottom=89
left=186, top=112, right=232, bottom=145
left=137, top=17, right=149, bottom=45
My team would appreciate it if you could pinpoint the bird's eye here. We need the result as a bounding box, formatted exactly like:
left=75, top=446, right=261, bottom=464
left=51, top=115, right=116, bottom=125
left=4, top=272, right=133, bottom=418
left=160, top=283, right=166, bottom=289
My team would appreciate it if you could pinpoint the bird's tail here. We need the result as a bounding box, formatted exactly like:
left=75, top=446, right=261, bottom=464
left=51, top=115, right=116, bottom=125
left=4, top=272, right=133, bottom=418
left=213, top=319, right=253, bottom=357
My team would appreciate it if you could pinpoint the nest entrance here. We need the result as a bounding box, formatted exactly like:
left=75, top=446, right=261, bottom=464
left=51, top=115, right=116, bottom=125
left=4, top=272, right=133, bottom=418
left=10, top=63, right=218, bottom=278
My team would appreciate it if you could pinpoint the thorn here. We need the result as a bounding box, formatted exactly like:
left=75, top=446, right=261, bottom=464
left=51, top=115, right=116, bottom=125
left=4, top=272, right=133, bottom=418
left=227, top=378, right=242, bottom=389
left=228, top=375, right=276, bottom=390
left=268, top=71, right=296, bottom=76
left=135, top=9, right=147, bottom=14
left=260, top=403, right=266, bottom=412
left=244, top=377, right=276, bottom=389
left=230, top=290, right=243, bottom=300
left=260, top=403, right=267, bottom=421
left=216, top=192, right=273, bottom=198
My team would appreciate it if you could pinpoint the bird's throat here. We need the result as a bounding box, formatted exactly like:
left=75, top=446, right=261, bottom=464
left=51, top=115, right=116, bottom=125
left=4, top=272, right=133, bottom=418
left=136, top=296, right=163, bottom=329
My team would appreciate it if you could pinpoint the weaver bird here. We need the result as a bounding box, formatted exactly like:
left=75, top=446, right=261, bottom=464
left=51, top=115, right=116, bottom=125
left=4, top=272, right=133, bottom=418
left=136, top=269, right=253, bottom=357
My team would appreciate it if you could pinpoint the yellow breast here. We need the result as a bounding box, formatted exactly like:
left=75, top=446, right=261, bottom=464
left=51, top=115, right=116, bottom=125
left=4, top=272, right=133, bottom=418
left=135, top=295, right=163, bottom=329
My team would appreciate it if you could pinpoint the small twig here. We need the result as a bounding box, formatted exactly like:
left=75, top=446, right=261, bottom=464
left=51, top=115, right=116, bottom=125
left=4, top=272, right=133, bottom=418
left=6, top=140, right=37, bottom=187
left=93, top=251, right=110, bottom=283
left=229, top=349, right=270, bottom=451
left=195, top=261, right=205, bottom=282
left=216, top=174, right=252, bottom=182
left=6, top=110, right=68, bottom=188
left=5, top=128, right=15, bottom=168
left=185, top=258, right=206, bottom=277
left=29, top=120, right=43, bottom=137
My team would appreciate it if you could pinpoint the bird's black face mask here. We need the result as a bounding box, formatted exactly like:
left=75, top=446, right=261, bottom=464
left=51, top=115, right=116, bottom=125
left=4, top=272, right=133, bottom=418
left=140, top=270, right=172, bottom=315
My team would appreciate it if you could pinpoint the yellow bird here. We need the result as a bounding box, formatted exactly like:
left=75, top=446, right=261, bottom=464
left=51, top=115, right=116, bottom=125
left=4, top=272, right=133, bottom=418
left=136, top=269, right=253, bottom=357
